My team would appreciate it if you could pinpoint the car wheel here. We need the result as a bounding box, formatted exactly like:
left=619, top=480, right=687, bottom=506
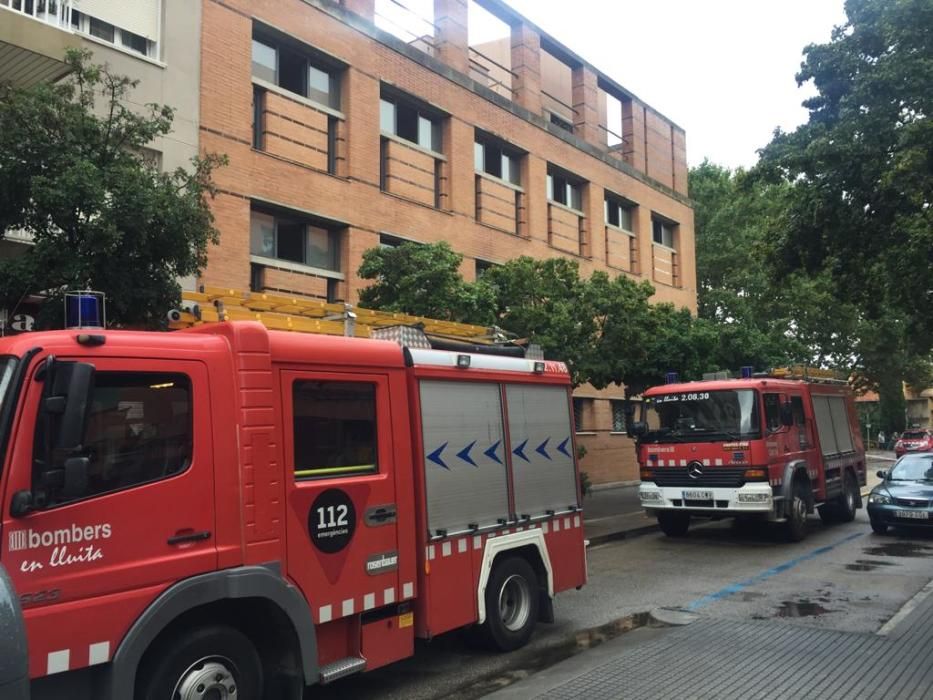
left=836, top=471, right=858, bottom=523
left=136, top=625, right=263, bottom=700
left=870, top=519, right=888, bottom=535
left=477, top=556, right=540, bottom=652
left=658, top=511, right=690, bottom=537
left=784, top=481, right=809, bottom=542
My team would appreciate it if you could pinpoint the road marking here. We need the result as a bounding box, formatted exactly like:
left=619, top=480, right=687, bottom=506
left=877, top=579, right=933, bottom=636
left=684, top=531, right=864, bottom=611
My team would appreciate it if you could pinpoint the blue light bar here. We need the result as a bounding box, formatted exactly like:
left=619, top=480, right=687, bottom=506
left=64, top=291, right=105, bottom=329
left=665, top=371, right=679, bottom=384
left=741, top=366, right=754, bottom=378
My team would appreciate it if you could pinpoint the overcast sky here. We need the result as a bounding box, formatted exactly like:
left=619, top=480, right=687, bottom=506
left=488, top=0, right=849, bottom=169
left=381, top=0, right=848, bottom=170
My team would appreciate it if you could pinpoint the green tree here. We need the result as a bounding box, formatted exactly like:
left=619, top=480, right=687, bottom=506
left=754, top=0, right=933, bottom=421
left=0, top=50, right=226, bottom=329
left=357, top=240, right=495, bottom=323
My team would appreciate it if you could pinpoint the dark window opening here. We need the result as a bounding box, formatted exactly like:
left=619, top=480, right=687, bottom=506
left=250, top=209, right=342, bottom=272
left=252, top=29, right=341, bottom=109
left=652, top=219, right=675, bottom=247
left=293, top=381, right=377, bottom=477
left=121, top=29, right=148, bottom=55
left=550, top=112, right=573, bottom=133
left=89, top=16, right=115, bottom=42
left=764, top=393, right=782, bottom=433
left=474, top=136, right=521, bottom=186
left=547, top=167, right=583, bottom=211
left=380, top=94, right=441, bottom=153
left=34, top=372, right=193, bottom=506
left=605, top=196, right=634, bottom=231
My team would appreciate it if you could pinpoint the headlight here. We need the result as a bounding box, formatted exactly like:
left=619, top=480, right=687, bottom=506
left=639, top=491, right=663, bottom=502
left=868, top=493, right=892, bottom=505
left=737, top=493, right=771, bottom=503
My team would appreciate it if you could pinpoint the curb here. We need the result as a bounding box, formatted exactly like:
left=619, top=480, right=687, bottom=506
left=586, top=522, right=659, bottom=547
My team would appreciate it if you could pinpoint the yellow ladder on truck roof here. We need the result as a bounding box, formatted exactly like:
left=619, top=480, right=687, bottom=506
left=169, top=287, right=508, bottom=345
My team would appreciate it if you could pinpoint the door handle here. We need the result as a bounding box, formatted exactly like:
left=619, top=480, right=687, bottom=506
left=167, top=530, right=212, bottom=545
left=365, top=504, right=397, bottom=526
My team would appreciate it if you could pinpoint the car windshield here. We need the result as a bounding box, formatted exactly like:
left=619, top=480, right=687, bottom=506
left=643, top=389, right=760, bottom=443
left=889, top=455, right=933, bottom=482
left=902, top=431, right=928, bottom=440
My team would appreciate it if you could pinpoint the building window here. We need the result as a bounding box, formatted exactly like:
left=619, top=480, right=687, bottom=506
left=652, top=219, right=676, bottom=248
left=474, top=134, right=521, bottom=186
left=605, top=195, right=634, bottom=231
left=573, top=398, right=591, bottom=432
left=293, top=381, right=377, bottom=478
left=250, top=209, right=341, bottom=272
left=475, top=259, right=495, bottom=278
left=379, top=234, right=406, bottom=248
left=549, top=112, right=574, bottom=133
left=547, top=166, right=584, bottom=212
left=251, top=30, right=342, bottom=110
left=252, top=87, right=265, bottom=150
left=380, top=95, right=441, bottom=153
left=71, top=9, right=156, bottom=57
left=611, top=400, right=626, bottom=433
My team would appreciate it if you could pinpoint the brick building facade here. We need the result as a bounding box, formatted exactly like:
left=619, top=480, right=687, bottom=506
left=198, top=0, right=697, bottom=485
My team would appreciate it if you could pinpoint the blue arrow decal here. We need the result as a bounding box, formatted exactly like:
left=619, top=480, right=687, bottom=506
left=457, top=440, right=478, bottom=467
left=557, top=437, right=571, bottom=458
left=513, top=439, right=530, bottom=462
left=536, top=437, right=552, bottom=460
left=484, top=440, right=502, bottom=464
left=427, top=442, right=449, bottom=470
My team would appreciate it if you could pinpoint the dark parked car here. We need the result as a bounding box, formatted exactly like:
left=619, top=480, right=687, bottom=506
left=894, top=429, right=933, bottom=458
left=867, top=453, right=933, bottom=534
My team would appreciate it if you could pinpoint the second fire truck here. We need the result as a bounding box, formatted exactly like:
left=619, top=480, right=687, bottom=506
left=630, top=368, right=866, bottom=541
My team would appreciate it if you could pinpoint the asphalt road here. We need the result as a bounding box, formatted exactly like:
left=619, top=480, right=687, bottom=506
left=312, top=457, right=924, bottom=700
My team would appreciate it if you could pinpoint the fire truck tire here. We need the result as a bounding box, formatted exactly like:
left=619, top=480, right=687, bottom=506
left=479, top=556, right=540, bottom=652
left=135, top=624, right=263, bottom=700
left=836, top=471, right=859, bottom=523
left=784, top=480, right=809, bottom=542
left=657, top=512, right=690, bottom=537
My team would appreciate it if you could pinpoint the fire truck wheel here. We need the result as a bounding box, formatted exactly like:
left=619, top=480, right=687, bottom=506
left=136, top=624, right=263, bottom=700
left=784, top=481, right=809, bottom=542
left=836, top=471, right=859, bottom=523
left=657, top=512, right=690, bottom=537
left=479, top=556, right=540, bottom=652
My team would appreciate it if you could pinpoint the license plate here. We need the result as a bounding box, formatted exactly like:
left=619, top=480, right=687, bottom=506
left=683, top=490, right=713, bottom=500
left=894, top=509, right=929, bottom=520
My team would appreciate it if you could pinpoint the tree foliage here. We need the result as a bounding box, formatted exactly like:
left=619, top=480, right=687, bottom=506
left=0, top=49, right=226, bottom=329
left=751, top=0, right=933, bottom=430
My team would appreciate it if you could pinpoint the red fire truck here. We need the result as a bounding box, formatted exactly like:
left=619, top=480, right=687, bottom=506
left=0, top=321, right=586, bottom=699
left=630, top=369, right=866, bottom=541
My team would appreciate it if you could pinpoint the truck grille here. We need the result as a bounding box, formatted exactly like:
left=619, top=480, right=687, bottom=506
left=650, top=467, right=747, bottom=488
left=895, top=498, right=931, bottom=508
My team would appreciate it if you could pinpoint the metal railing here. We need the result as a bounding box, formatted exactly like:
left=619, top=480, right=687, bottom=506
left=467, top=46, right=515, bottom=98
left=374, top=0, right=438, bottom=54
left=0, top=0, right=72, bottom=28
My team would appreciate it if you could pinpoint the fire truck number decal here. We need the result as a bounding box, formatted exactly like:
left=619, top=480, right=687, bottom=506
left=652, top=392, right=711, bottom=403
left=308, top=489, right=356, bottom=553
left=8, top=523, right=112, bottom=573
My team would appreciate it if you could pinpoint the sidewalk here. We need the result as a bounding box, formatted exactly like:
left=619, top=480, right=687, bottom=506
left=583, top=452, right=895, bottom=546
left=489, top=575, right=933, bottom=699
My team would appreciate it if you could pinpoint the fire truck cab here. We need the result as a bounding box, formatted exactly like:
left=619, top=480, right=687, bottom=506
left=0, top=322, right=585, bottom=699
left=631, top=369, right=866, bottom=541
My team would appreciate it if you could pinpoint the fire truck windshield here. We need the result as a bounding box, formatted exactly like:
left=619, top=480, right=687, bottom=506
left=643, top=389, right=760, bottom=443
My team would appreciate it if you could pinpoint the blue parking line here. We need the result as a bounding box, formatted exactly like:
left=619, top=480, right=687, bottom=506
left=684, top=531, right=865, bottom=611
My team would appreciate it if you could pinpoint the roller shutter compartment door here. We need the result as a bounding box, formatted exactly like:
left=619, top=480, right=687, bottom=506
left=420, top=380, right=509, bottom=535
left=828, top=396, right=855, bottom=454
left=812, top=395, right=839, bottom=457
left=506, top=385, right=578, bottom=517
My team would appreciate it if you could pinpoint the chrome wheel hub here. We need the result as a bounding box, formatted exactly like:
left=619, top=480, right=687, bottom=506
left=174, top=657, right=237, bottom=700
left=498, top=574, right=532, bottom=632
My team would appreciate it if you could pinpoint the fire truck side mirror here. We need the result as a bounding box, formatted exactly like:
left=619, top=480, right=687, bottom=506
left=54, top=362, right=95, bottom=452
left=780, top=401, right=794, bottom=427
left=628, top=421, right=647, bottom=439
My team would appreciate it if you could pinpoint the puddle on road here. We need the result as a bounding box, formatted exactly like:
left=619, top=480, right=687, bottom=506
left=846, top=559, right=899, bottom=572
left=445, top=612, right=656, bottom=699
left=863, top=542, right=933, bottom=558
left=774, top=599, right=836, bottom=618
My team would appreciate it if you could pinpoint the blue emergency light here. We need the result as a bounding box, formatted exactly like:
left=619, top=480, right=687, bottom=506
left=64, top=291, right=105, bottom=329
left=741, top=366, right=754, bottom=378
left=665, top=371, right=679, bottom=384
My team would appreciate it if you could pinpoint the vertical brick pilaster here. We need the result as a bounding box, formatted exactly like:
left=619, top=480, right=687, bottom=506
left=524, top=154, right=547, bottom=241
left=434, top=0, right=469, bottom=74
left=572, top=64, right=600, bottom=147
left=447, top=116, right=474, bottom=217
left=511, top=23, right=542, bottom=115
left=344, top=69, right=380, bottom=185
left=341, top=0, right=375, bottom=21
left=584, top=183, right=604, bottom=261
left=622, top=100, right=647, bottom=175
